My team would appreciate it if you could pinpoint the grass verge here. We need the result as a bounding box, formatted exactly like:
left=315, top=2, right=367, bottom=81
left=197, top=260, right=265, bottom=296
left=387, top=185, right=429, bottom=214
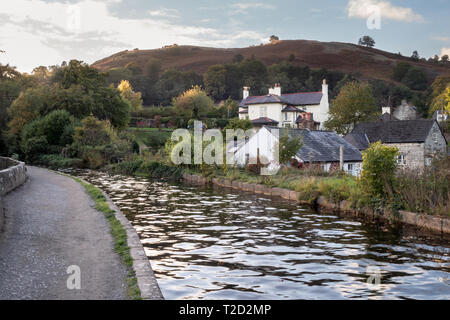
left=70, top=175, right=141, bottom=300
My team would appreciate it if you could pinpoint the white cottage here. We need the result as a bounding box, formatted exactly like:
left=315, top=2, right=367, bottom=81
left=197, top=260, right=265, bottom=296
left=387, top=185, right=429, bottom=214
left=238, top=80, right=330, bottom=130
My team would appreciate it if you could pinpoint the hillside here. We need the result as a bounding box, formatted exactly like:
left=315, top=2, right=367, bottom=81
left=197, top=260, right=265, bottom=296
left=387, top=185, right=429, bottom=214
left=92, top=39, right=450, bottom=83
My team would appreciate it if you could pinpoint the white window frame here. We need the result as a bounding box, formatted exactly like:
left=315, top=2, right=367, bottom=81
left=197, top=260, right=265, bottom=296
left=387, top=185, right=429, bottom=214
left=397, top=154, right=407, bottom=166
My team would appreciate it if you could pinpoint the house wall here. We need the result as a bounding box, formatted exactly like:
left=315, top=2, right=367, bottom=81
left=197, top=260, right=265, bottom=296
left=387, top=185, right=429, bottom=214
left=424, top=122, right=447, bottom=164
left=248, top=103, right=283, bottom=124
left=389, top=142, right=424, bottom=170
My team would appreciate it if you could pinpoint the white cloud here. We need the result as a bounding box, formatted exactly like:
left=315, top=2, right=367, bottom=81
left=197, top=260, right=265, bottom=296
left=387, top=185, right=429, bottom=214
left=441, top=48, right=450, bottom=58
left=347, top=0, right=424, bottom=23
left=230, top=3, right=275, bottom=14
left=148, top=8, right=180, bottom=19
left=0, top=0, right=265, bottom=72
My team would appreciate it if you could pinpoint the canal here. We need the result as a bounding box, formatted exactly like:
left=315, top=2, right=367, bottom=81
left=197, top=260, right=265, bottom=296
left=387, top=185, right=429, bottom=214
left=69, top=170, right=450, bottom=300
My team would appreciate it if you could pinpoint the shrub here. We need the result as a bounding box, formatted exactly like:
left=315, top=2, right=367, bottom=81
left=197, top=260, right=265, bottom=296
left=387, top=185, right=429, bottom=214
left=396, top=158, right=450, bottom=216
left=295, top=178, right=320, bottom=203
left=21, top=110, right=76, bottom=160
left=360, top=141, right=399, bottom=198
left=23, top=136, right=49, bottom=163
left=114, top=158, right=144, bottom=175
left=38, top=154, right=83, bottom=168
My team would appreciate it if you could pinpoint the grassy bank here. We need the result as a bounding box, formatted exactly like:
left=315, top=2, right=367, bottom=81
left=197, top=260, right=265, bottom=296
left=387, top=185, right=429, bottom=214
left=68, top=175, right=141, bottom=300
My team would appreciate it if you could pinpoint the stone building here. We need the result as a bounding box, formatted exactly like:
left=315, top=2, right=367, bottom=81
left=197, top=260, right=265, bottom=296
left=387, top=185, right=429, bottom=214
left=393, top=100, right=420, bottom=120
left=346, top=119, right=447, bottom=170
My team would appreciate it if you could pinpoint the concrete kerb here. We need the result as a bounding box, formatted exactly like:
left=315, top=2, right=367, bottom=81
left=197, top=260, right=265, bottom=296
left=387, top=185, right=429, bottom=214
left=100, top=186, right=164, bottom=300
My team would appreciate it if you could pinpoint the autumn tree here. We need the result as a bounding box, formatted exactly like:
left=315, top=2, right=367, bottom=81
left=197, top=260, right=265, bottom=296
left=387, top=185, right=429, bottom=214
left=118, top=80, right=143, bottom=112
left=428, top=76, right=450, bottom=116
left=172, top=86, right=214, bottom=120
left=324, top=81, right=378, bottom=134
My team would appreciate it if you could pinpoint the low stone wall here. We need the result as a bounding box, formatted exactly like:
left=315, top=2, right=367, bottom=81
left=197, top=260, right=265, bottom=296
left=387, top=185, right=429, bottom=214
left=0, top=157, right=28, bottom=196
left=0, top=157, right=28, bottom=230
left=183, top=173, right=450, bottom=235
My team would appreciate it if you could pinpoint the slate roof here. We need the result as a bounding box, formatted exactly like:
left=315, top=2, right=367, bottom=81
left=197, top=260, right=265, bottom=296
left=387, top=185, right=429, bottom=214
left=252, top=117, right=279, bottom=125
left=240, top=92, right=323, bottom=108
left=282, top=105, right=303, bottom=112
left=266, top=127, right=362, bottom=163
left=379, top=113, right=399, bottom=122
left=243, top=94, right=290, bottom=106
left=351, top=119, right=436, bottom=144
left=343, top=133, right=370, bottom=151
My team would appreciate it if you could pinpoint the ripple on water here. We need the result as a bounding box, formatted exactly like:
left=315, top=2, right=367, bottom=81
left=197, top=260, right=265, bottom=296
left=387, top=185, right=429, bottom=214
left=68, top=169, right=450, bottom=300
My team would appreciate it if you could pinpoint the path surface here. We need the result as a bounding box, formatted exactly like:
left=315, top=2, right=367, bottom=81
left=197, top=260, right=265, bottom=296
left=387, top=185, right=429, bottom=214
left=0, top=167, right=129, bottom=300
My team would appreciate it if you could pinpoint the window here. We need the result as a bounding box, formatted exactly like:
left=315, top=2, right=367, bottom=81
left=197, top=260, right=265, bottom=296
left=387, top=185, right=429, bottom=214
left=285, top=113, right=288, bottom=121
left=433, top=133, right=438, bottom=144
left=259, top=106, right=267, bottom=117
left=397, top=154, right=406, bottom=166
left=347, top=163, right=354, bottom=171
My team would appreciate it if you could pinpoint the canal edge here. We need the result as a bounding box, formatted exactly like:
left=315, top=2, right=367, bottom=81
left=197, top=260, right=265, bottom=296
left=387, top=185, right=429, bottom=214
left=100, top=187, right=164, bottom=300
left=182, top=173, right=450, bottom=235
left=54, top=169, right=164, bottom=300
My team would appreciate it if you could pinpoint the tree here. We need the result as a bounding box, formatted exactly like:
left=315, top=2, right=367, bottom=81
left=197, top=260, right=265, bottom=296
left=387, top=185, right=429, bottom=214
left=442, top=55, right=449, bottom=63
left=358, top=36, right=375, bottom=48
left=428, top=76, right=450, bottom=116
left=324, top=81, right=378, bottom=134
left=270, top=35, right=280, bottom=43
left=392, top=62, right=411, bottom=82
left=402, top=67, right=428, bottom=91
left=7, top=86, right=51, bottom=135
left=232, top=54, right=244, bottom=63
left=279, top=133, right=302, bottom=164
left=204, top=65, right=227, bottom=101
left=224, top=118, right=252, bottom=130
left=117, top=80, right=143, bottom=112
left=172, top=86, right=214, bottom=120
left=411, top=51, right=419, bottom=61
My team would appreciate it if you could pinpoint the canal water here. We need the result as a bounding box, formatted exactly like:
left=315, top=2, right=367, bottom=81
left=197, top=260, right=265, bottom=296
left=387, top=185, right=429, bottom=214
left=69, top=170, right=450, bottom=300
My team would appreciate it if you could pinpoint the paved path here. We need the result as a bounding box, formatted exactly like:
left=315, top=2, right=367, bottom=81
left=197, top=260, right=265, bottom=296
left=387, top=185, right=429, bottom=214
left=0, top=167, right=129, bottom=300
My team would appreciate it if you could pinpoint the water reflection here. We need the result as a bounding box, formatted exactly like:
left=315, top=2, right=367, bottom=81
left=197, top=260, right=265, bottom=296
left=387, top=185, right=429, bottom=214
left=68, top=169, right=450, bottom=300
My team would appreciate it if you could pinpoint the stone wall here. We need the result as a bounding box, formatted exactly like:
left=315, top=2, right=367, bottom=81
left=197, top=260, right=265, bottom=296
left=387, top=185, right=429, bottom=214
left=0, top=157, right=28, bottom=196
left=390, top=142, right=424, bottom=170
left=0, top=157, right=28, bottom=230
left=424, top=122, right=448, bottom=162
left=183, top=173, right=450, bottom=235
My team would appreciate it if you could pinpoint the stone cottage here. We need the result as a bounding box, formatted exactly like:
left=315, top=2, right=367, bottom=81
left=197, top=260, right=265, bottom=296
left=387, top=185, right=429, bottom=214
left=346, top=119, right=447, bottom=170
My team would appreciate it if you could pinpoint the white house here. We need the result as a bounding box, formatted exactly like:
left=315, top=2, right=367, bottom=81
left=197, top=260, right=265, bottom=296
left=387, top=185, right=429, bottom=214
left=238, top=80, right=330, bottom=130
left=233, top=127, right=363, bottom=176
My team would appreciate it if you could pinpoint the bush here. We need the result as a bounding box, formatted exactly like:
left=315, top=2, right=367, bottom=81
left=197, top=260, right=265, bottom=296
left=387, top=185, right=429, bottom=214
left=21, top=110, right=76, bottom=160
left=396, top=158, right=450, bottom=216
left=23, top=136, right=49, bottom=163
left=38, top=154, right=83, bottom=168
left=361, top=142, right=399, bottom=198
left=114, top=158, right=144, bottom=175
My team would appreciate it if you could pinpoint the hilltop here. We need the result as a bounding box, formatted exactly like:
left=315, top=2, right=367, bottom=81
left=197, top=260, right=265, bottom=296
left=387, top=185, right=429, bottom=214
left=92, top=39, right=450, bottom=83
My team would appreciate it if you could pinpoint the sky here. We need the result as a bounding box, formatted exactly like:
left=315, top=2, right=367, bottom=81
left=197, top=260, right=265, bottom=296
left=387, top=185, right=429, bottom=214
left=0, top=0, right=449, bottom=73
